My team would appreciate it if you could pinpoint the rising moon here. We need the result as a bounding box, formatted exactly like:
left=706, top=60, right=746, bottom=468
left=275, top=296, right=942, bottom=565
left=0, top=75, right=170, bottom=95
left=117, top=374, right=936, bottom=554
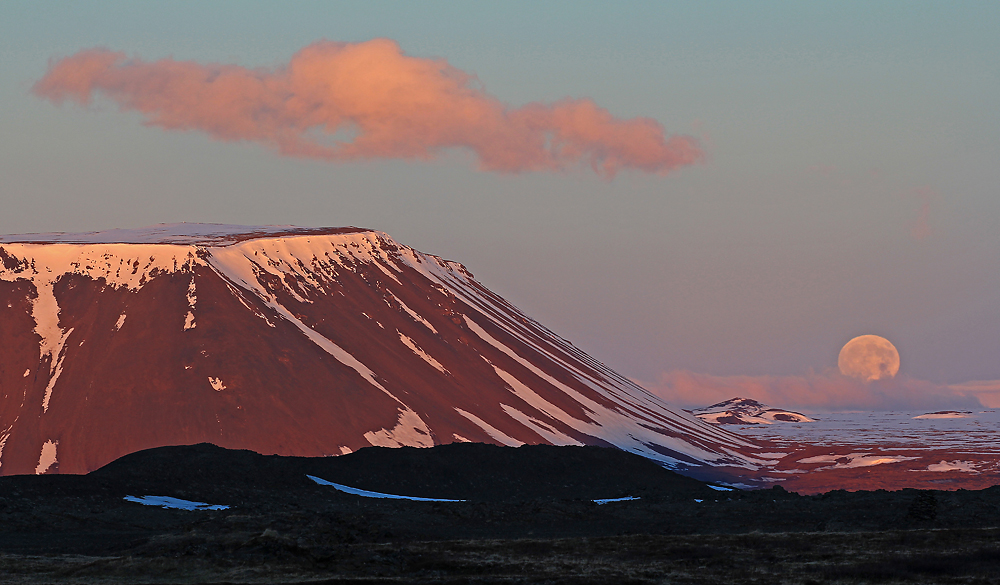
left=838, top=335, right=900, bottom=381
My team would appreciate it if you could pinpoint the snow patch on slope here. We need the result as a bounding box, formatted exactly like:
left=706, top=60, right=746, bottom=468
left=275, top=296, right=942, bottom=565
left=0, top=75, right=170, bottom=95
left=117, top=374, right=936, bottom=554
left=364, top=408, right=435, bottom=448
left=31, top=280, right=64, bottom=362
left=926, top=460, right=977, bottom=472
left=206, top=245, right=390, bottom=395
left=184, top=276, right=197, bottom=330
left=0, top=243, right=202, bottom=414
left=27, top=279, right=76, bottom=412
left=388, top=291, right=438, bottom=334
left=500, top=403, right=583, bottom=446
left=41, top=334, right=72, bottom=413
left=398, top=331, right=449, bottom=375
left=205, top=235, right=441, bottom=448
left=0, top=428, right=10, bottom=469
left=390, top=242, right=758, bottom=467
left=35, top=440, right=58, bottom=474
left=463, top=315, right=755, bottom=467
left=454, top=408, right=524, bottom=447
left=0, top=243, right=199, bottom=291
left=484, top=358, right=584, bottom=445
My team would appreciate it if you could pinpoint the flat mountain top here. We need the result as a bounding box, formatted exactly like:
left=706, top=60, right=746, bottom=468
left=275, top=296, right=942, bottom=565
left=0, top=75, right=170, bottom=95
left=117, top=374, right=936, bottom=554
left=0, top=223, right=370, bottom=245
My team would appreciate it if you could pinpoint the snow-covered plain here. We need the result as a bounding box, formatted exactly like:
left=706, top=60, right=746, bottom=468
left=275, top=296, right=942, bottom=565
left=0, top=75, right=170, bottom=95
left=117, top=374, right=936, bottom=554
left=913, top=411, right=972, bottom=419
left=796, top=453, right=918, bottom=470
left=735, top=410, right=1000, bottom=453
left=734, top=409, right=1000, bottom=487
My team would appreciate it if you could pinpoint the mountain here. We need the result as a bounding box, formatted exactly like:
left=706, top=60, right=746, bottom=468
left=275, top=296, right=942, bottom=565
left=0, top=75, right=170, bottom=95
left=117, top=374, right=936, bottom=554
left=692, top=398, right=814, bottom=425
left=0, top=224, right=766, bottom=477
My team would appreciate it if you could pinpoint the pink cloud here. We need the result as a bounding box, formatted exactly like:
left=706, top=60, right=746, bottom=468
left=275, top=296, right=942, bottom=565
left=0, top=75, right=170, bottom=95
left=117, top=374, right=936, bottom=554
left=646, top=369, right=987, bottom=411
left=33, top=40, right=703, bottom=177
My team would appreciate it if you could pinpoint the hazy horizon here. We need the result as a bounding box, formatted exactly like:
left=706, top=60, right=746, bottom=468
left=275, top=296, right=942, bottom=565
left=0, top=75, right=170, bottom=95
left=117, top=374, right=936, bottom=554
left=3, top=2, right=998, bottom=409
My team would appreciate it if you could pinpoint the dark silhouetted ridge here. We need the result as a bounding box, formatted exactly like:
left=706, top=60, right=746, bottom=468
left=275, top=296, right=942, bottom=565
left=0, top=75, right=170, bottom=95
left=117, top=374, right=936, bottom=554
left=89, top=442, right=718, bottom=502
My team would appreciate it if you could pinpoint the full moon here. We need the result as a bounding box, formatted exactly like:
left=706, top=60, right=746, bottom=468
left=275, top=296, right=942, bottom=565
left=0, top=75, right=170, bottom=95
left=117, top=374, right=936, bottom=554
left=838, top=335, right=900, bottom=381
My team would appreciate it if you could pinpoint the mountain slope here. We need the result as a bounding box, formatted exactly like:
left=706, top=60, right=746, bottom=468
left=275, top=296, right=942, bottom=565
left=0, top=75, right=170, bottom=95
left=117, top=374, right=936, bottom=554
left=0, top=224, right=766, bottom=476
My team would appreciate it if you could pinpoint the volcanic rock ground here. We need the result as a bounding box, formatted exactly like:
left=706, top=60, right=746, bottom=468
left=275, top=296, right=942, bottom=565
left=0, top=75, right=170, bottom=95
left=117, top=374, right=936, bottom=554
left=2, top=443, right=1000, bottom=584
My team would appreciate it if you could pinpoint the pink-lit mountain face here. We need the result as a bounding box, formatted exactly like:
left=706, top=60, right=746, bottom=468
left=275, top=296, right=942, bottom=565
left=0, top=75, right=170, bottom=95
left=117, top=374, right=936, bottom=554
left=0, top=224, right=765, bottom=477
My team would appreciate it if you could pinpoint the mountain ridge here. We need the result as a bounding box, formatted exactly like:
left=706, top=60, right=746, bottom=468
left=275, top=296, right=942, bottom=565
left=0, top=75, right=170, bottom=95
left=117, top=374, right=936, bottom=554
left=0, top=223, right=371, bottom=246
left=0, top=224, right=767, bottom=479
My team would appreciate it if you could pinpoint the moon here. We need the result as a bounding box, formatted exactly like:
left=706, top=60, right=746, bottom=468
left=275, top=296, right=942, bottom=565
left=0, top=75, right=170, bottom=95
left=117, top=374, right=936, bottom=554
left=838, top=335, right=900, bottom=381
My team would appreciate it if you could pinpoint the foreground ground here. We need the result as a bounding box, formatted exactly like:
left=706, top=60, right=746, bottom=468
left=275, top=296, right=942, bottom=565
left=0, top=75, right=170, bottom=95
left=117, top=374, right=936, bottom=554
left=1, top=443, right=999, bottom=583
left=4, top=529, right=1000, bottom=584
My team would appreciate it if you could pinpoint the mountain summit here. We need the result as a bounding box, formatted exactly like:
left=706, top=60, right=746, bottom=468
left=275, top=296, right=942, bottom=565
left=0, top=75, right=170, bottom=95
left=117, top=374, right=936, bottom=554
left=0, top=224, right=765, bottom=476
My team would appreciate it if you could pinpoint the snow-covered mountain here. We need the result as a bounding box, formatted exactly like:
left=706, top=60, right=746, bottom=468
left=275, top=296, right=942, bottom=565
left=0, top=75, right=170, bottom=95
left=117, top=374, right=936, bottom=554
left=0, top=224, right=768, bottom=476
left=692, top=398, right=814, bottom=425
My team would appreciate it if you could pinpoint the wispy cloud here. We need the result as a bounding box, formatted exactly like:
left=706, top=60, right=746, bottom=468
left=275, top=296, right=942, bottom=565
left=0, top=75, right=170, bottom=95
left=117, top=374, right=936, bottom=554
left=34, top=40, right=703, bottom=177
left=646, top=369, right=990, bottom=411
left=947, top=380, right=1000, bottom=409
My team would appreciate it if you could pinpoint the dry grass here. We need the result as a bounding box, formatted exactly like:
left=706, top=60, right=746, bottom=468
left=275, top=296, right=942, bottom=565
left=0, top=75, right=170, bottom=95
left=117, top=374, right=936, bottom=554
left=2, top=527, right=1000, bottom=584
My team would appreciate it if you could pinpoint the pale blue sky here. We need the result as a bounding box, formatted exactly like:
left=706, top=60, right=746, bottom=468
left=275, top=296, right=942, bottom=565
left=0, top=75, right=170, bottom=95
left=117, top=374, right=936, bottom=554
left=1, top=1, right=998, bottom=384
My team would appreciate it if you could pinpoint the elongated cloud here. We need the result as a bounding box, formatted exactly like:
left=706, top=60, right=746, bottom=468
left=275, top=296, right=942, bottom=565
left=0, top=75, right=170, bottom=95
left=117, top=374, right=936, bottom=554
left=646, top=370, right=991, bottom=411
left=34, top=40, right=702, bottom=177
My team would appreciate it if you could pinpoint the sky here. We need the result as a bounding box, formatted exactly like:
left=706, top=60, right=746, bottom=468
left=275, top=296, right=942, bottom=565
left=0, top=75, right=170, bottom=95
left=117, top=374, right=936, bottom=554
left=2, top=2, right=998, bottom=410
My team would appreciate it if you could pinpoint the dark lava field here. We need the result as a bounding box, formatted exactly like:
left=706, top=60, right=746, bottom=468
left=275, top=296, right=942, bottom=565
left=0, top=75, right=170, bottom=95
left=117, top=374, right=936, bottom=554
left=2, top=443, right=1000, bottom=584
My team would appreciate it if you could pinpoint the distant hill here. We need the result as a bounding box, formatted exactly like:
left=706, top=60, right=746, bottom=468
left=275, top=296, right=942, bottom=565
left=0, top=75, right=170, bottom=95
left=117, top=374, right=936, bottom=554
left=692, top=397, right=814, bottom=425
